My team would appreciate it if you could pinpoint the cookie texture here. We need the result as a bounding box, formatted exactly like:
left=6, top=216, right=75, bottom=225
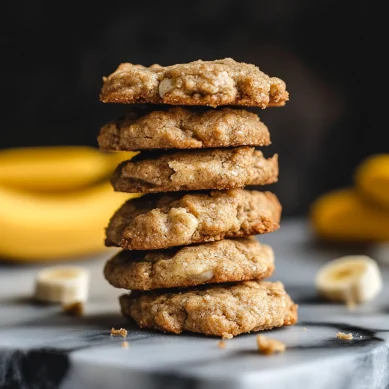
left=119, top=280, right=298, bottom=337
left=105, top=189, right=281, bottom=250
left=98, top=107, right=271, bottom=151
left=104, top=238, right=274, bottom=290
left=111, top=147, right=278, bottom=193
left=100, top=58, right=288, bottom=108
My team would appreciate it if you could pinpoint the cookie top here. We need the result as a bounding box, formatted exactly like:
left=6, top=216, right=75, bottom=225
left=100, top=58, right=288, bottom=108
left=98, top=107, right=271, bottom=151
left=105, top=188, right=281, bottom=250
left=111, top=147, right=278, bottom=193
left=104, top=238, right=274, bottom=290
left=120, top=280, right=298, bottom=337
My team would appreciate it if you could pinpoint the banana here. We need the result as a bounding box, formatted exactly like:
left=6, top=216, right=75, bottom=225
left=355, top=154, right=389, bottom=209
left=311, top=189, right=389, bottom=242
left=35, top=265, right=89, bottom=303
left=315, top=255, right=382, bottom=303
left=0, top=182, right=139, bottom=261
left=0, top=146, right=136, bottom=192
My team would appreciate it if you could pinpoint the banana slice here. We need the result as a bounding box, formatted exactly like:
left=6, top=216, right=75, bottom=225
left=315, top=255, right=382, bottom=303
left=34, top=266, right=89, bottom=303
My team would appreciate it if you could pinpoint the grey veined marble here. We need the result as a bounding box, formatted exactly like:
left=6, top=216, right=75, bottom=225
left=0, top=220, right=388, bottom=389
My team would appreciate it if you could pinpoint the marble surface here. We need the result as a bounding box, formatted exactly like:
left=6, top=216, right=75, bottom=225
left=1, top=219, right=388, bottom=389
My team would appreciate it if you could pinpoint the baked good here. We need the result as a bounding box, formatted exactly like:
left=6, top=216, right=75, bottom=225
left=100, top=58, right=288, bottom=108
left=119, top=280, right=298, bottom=337
left=98, top=107, right=270, bottom=151
left=111, top=147, right=278, bottom=193
left=105, top=189, right=281, bottom=250
left=104, top=238, right=274, bottom=290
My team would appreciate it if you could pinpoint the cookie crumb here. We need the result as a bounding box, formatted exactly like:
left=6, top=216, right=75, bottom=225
left=222, top=332, right=233, bottom=340
left=303, top=327, right=307, bottom=331
left=62, top=301, right=84, bottom=316
left=256, top=335, right=286, bottom=355
left=122, top=341, right=129, bottom=348
left=110, top=327, right=128, bottom=337
left=336, top=332, right=353, bottom=340
left=218, top=340, right=226, bottom=349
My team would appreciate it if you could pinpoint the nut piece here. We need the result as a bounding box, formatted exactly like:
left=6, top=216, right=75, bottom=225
left=256, top=335, right=286, bottom=355
left=110, top=327, right=128, bottom=337
left=336, top=332, right=353, bottom=340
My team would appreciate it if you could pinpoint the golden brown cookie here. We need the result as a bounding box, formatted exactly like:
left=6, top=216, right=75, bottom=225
left=119, top=281, right=298, bottom=337
left=100, top=58, right=288, bottom=108
left=111, top=147, right=278, bottom=193
left=105, top=189, right=281, bottom=250
left=98, top=107, right=271, bottom=151
left=104, top=238, right=274, bottom=290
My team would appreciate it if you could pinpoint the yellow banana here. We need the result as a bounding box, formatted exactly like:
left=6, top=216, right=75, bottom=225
left=0, top=146, right=136, bottom=192
left=0, top=182, right=139, bottom=261
left=355, top=154, right=389, bottom=209
left=311, top=189, right=389, bottom=242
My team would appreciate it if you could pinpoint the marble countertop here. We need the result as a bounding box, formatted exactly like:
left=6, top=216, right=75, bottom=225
left=1, top=219, right=388, bottom=389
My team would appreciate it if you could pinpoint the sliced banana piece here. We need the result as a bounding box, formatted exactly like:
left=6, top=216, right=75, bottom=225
left=34, top=266, right=90, bottom=303
left=315, top=255, right=382, bottom=303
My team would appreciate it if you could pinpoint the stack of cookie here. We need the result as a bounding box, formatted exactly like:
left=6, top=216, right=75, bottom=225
left=99, top=58, right=298, bottom=338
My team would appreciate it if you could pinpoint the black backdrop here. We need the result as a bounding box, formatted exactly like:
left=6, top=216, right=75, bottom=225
left=4, top=0, right=378, bottom=216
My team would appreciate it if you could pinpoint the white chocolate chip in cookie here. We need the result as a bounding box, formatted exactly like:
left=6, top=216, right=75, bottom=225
left=159, top=78, right=175, bottom=97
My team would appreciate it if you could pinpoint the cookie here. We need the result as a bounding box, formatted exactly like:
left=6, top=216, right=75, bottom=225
left=105, top=189, right=281, bottom=250
left=98, top=107, right=271, bottom=151
left=111, top=147, right=278, bottom=193
left=104, top=238, right=274, bottom=290
left=119, top=281, right=298, bottom=337
left=100, top=58, right=288, bottom=108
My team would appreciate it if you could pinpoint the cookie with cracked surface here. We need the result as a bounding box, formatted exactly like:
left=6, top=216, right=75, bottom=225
left=104, top=238, right=274, bottom=290
left=111, top=147, right=278, bottom=193
left=98, top=107, right=271, bottom=151
left=105, top=188, right=281, bottom=250
left=119, top=281, right=298, bottom=337
left=100, top=58, right=288, bottom=108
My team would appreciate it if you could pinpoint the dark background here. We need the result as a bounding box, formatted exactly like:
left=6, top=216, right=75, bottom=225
left=4, top=0, right=376, bottom=216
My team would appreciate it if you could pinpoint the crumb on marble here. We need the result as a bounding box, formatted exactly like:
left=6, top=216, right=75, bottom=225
left=222, top=332, right=233, bottom=340
left=122, top=341, right=129, bottom=348
left=303, top=327, right=307, bottom=331
left=111, top=327, right=128, bottom=337
left=62, top=301, right=84, bottom=317
left=256, top=335, right=286, bottom=355
left=218, top=340, right=226, bottom=349
left=336, top=332, right=353, bottom=340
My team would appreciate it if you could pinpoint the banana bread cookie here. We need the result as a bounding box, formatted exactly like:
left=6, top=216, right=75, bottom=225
left=111, top=147, right=278, bottom=193
left=119, top=280, right=298, bottom=337
left=100, top=58, right=288, bottom=108
left=104, top=238, right=274, bottom=290
left=105, top=189, right=281, bottom=250
left=98, top=107, right=270, bottom=151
